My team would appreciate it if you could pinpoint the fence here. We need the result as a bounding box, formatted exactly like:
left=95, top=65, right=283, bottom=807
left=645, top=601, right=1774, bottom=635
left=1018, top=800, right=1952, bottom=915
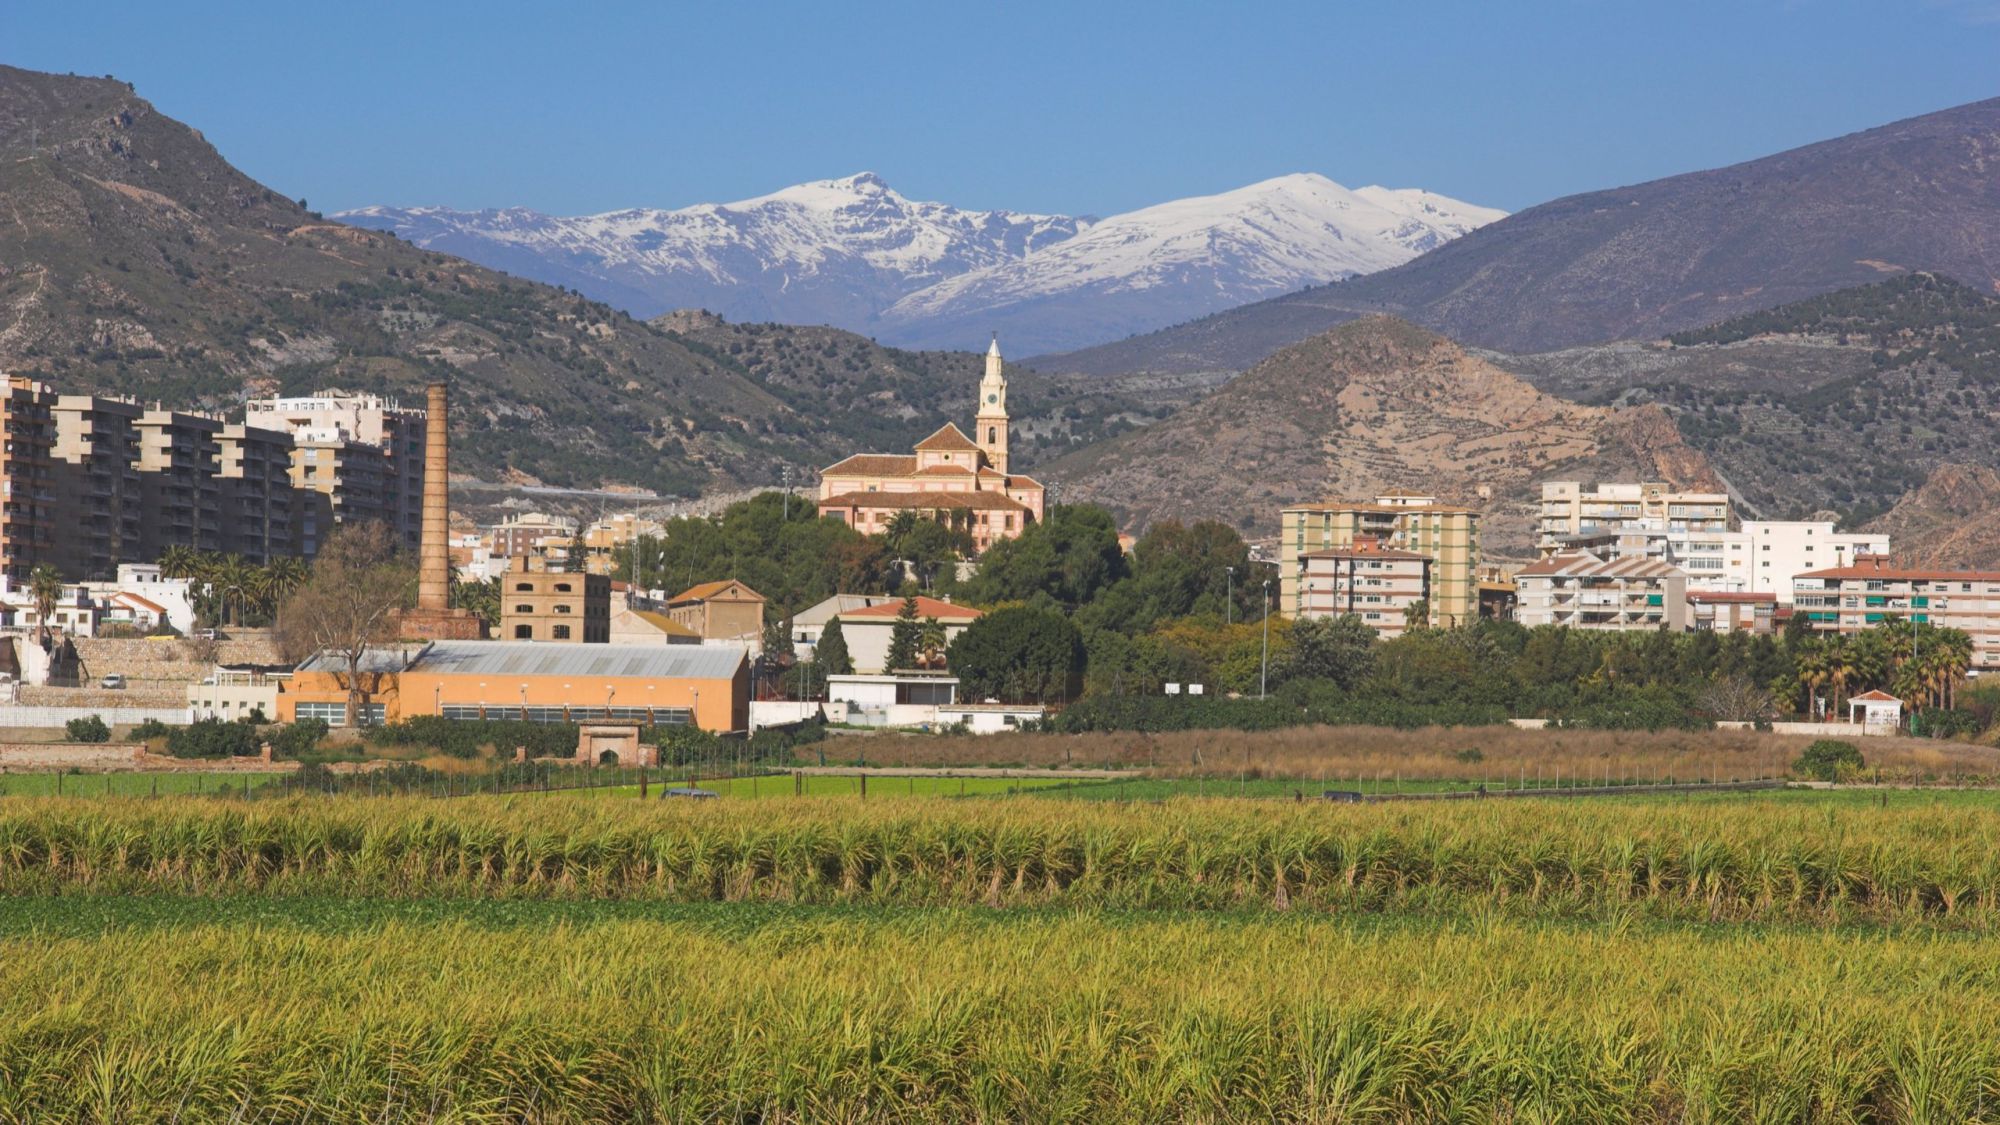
left=0, top=706, right=188, bottom=728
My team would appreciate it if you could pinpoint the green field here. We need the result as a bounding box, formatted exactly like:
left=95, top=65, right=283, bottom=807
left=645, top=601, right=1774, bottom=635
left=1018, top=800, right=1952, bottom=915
left=12, top=792, right=2000, bottom=1118
left=0, top=771, right=286, bottom=797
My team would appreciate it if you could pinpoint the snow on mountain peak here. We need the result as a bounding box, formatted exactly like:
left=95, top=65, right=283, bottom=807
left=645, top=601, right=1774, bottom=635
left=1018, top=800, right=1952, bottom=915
left=335, top=172, right=1501, bottom=353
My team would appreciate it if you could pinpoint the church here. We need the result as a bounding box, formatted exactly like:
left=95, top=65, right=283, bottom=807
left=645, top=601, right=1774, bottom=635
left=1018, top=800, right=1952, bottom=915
left=817, top=336, right=1047, bottom=552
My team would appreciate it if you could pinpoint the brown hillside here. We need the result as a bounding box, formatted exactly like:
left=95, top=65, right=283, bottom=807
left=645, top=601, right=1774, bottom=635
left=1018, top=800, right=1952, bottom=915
left=1866, top=465, right=2000, bottom=569
left=1049, top=316, right=1720, bottom=558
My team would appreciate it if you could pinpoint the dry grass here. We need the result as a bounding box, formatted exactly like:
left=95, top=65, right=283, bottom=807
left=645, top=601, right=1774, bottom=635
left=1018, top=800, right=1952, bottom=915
left=806, top=725, right=2000, bottom=783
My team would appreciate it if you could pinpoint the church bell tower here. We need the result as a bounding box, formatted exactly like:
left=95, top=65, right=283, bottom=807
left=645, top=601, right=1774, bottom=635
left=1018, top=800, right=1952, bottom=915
left=975, top=333, right=1010, bottom=475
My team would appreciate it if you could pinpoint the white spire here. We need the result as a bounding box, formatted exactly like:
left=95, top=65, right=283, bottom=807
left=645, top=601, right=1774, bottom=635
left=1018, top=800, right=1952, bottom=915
left=987, top=332, right=1001, bottom=359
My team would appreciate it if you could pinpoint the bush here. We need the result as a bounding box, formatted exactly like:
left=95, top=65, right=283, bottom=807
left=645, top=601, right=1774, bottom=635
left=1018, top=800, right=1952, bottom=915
left=166, top=718, right=260, bottom=759
left=64, top=715, right=111, bottom=743
left=269, top=718, right=330, bottom=759
left=1794, top=739, right=1865, bottom=782
left=366, top=716, right=578, bottom=760
left=126, top=718, right=172, bottom=743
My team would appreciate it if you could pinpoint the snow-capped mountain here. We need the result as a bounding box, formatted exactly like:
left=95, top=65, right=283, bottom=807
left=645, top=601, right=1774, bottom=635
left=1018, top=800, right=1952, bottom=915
left=338, top=172, right=1502, bottom=355
left=337, top=173, right=1088, bottom=329
left=877, top=175, right=1507, bottom=353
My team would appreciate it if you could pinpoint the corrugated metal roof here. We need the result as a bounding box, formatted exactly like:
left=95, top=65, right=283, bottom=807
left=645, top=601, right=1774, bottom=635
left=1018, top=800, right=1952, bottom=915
left=299, top=640, right=744, bottom=680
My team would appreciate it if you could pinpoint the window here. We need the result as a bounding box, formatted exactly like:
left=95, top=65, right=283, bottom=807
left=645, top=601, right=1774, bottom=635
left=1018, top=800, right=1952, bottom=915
left=514, top=625, right=533, bottom=639
left=514, top=605, right=533, bottom=614
left=555, top=604, right=572, bottom=614
left=555, top=583, right=572, bottom=593
left=515, top=583, right=533, bottom=592
left=988, top=427, right=997, bottom=443
left=295, top=701, right=384, bottom=728
left=552, top=625, right=570, bottom=640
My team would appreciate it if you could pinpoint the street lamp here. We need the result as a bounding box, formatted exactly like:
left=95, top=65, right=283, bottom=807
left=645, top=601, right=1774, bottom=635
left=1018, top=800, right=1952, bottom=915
left=1225, top=566, right=1235, bottom=627
left=1260, top=579, right=1272, bottom=700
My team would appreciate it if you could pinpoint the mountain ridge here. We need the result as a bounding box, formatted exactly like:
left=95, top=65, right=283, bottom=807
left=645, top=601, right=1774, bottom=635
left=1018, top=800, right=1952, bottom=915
left=340, top=173, right=1501, bottom=355
left=1036, top=95, right=2000, bottom=375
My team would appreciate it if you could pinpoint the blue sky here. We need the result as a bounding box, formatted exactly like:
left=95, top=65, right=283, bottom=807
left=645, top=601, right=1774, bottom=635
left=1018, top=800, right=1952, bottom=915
left=8, top=1, right=1998, bottom=218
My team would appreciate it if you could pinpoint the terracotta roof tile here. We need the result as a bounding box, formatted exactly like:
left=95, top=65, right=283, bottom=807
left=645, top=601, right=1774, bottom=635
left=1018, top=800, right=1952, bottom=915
left=913, top=424, right=979, bottom=451
left=842, top=596, right=983, bottom=621
left=821, top=454, right=919, bottom=477
left=819, top=490, right=1028, bottom=513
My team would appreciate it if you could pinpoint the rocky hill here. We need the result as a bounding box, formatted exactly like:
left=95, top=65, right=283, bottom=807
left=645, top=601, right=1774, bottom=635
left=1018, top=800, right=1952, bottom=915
left=1046, top=317, right=1719, bottom=558
left=0, top=66, right=1158, bottom=496
left=1038, top=96, right=2000, bottom=375
left=1865, top=465, right=2000, bottom=570
left=1493, top=273, right=2000, bottom=524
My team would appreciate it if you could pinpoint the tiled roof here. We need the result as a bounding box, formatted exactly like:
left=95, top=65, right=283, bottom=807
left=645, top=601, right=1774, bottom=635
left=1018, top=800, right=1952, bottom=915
left=1850, top=690, right=1902, bottom=702
left=627, top=609, right=700, bottom=637
left=819, top=489, right=1027, bottom=513
left=1300, top=545, right=1430, bottom=561
left=670, top=579, right=765, bottom=603
left=1797, top=562, right=2000, bottom=581
left=821, top=454, right=918, bottom=477
left=841, top=596, right=983, bottom=621
left=913, top=424, right=980, bottom=451
left=913, top=464, right=976, bottom=476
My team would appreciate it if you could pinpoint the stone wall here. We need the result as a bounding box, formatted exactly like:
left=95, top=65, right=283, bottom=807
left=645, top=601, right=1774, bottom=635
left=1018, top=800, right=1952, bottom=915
left=0, top=742, right=145, bottom=769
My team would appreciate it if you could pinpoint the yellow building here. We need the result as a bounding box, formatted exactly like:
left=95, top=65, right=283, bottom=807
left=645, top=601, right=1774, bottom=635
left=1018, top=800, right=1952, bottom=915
left=277, top=640, right=748, bottom=731
left=1279, top=493, right=1480, bottom=627
left=499, top=561, right=611, bottom=643
left=817, top=336, right=1045, bottom=552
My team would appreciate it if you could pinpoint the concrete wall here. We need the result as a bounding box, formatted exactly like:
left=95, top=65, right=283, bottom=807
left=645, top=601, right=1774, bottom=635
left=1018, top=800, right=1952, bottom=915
left=0, top=705, right=191, bottom=728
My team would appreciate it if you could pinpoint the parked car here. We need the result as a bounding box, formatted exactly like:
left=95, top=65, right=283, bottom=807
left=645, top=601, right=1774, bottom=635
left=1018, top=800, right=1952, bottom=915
left=661, top=787, right=719, bottom=800
left=1319, top=790, right=1363, bottom=803
left=99, top=674, right=126, bottom=690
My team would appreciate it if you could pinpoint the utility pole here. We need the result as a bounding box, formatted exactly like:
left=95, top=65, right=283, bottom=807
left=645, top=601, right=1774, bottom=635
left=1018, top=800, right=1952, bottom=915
left=781, top=464, right=794, bottom=521
left=1225, top=566, right=1234, bottom=627
left=1260, top=579, right=1272, bottom=700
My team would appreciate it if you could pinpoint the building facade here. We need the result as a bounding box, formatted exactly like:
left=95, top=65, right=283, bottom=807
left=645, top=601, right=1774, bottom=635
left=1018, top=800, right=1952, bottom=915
left=1687, top=591, right=1778, bottom=633
left=244, top=392, right=425, bottom=554
left=1730, top=521, right=1890, bottom=602
left=1295, top=540, right=1432, bottom=637
left=278, top=640, right=749, bottom=732
left=1793, top=557, right=2000, bottom=672
left=498, top=563, right=611, bottom=643
left=1279, top=494, right=1478, bottom=627
left=665, top=580, right=766, bottom=646
left=50, top=394, right=141, bottom=581
left=817, top=337, right=1046, bottom=553
left=835, top=595, right=982, bottom=674
left=0, top=377, right=58, bottom=581
left=1514, top=552, right=1690, bottom=631
left=1537, top=481, right=1731, bottom=551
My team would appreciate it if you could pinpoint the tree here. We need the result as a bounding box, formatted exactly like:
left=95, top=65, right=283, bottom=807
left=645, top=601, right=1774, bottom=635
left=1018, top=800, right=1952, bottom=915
left=27, top=564, right=63, bottom=644
left=963, top=504, right=1128, bottom=610
left=917, top=616, right=949, bottom=669
left=763, top=615, right=797, bottom=665
left=1281, top=614, right=1377, bottom=690
left=947, top=606, right=1086, bottom=704
left=885, top=596, right=921, bottom=671
left=1402, top=598, right=1431, bottom=634
left=1696, top=675, right=1775, bottom=723
left=450, top=572, right=500, bottom=629
left=273, top=522, right=414, bottom=728
left=816, top=616, right=853, bottom=676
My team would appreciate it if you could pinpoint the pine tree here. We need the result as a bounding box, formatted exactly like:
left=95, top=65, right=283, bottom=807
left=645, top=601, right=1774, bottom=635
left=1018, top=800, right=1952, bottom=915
left=816, top=616, right=853, bottom=676
left=885, top=596, right=921, bottom=671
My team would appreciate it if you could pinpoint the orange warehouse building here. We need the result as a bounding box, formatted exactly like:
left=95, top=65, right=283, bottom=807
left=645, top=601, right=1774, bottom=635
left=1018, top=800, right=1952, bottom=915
left=277, top=640, right=749, bottom=732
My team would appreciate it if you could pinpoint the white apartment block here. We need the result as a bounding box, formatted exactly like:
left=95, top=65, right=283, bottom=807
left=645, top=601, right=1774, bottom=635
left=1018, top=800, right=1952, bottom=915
left=1728, top=521, right=1890, bottom=602
left=1296, top=542, right=1432, bottom=637
left=1514, top=552, right=1689, bottom=631
left=1793, top=558, right=2000, bottom=672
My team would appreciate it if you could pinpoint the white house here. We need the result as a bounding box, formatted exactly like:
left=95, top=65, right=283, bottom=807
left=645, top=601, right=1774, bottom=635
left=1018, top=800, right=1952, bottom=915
left=790, top=594, right=897, bottom=659
left=1848, top=690, right=1904, bottom=732
left=835, top=596, right=982, bottom=673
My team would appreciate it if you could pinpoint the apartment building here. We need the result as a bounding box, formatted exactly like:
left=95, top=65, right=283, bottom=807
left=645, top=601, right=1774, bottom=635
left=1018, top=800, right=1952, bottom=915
left=48, top=393, right=140, bottom=581
left=1728, top=521, right=1890, bottom=602
left=498, top=561, right=611, bottom=643
left=218, top=424, right=298, bottom=564
left=582, top=513, right=666, bottom=577
left=1514, top=552, right=1690, bottom=631
left=491, top=512, right=580, bottom=561
left=244, top=392, right=425, bottom=553
left=1538, top=481, right=1731, bottom=547
left=1687, top=591, right=1778, bottom=634
left=1295, top=539, right=1432, bottom=637
left=134, top=409, right=225, bottom=558
left=0, top=377, right=57, bottom=581
left=1793, top=557, right=2000, bottom=671
left=1279, top=494, right=1478, bottom=626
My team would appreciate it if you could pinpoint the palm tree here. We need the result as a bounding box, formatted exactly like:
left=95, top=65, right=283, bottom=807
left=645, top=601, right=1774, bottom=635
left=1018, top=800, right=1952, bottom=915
left=27, top=565, right=63, bottom=645
left=213, top=554, right=253, bottom=627
left=918, top=616, right=948, bottom=670
left=261, top=557, right=309, bottom=618
left=158, top=545, right=198, bottom=580
left=884, top=511, right=917, bottom=552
